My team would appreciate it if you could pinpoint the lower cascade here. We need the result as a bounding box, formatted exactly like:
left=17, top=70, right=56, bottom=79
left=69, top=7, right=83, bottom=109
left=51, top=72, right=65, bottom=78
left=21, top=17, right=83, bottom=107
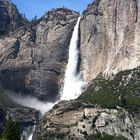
left=26, top=126, right=36, bottom=140
left=61, top=17, right=85, bottom=100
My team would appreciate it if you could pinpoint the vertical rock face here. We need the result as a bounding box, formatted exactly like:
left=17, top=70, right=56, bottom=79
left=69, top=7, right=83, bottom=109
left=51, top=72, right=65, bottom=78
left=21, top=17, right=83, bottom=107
left=0, top=3, right=79, bottom=101
left=32, top=9, right=79, bottom=100
left=80, top=0, right=140, bottom=82
left=0, top=0, right=27, bottom=36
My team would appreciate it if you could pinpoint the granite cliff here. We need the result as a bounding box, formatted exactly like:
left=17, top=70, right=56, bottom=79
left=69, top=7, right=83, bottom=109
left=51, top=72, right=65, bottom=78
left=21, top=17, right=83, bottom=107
left=80, top=0, right=140, bottom=82
left=0, top=0, right=27, bottom=37
left=0, top=0, right=140, bottom=140
left=0, top=0, right=79, bottom=100
left=33, top=0, right=140, bottom=139
left=0, top=0, right=79, bottom=138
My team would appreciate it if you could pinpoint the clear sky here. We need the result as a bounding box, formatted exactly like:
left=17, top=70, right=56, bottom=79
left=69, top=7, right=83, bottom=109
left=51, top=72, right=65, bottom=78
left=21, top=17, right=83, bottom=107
left=12, top=0, right=93, bottom=20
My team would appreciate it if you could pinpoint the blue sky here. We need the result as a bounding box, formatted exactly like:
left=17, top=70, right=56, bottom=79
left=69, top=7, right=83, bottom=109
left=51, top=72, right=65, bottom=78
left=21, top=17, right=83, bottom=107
left=12, top=0, right=93, bottom=20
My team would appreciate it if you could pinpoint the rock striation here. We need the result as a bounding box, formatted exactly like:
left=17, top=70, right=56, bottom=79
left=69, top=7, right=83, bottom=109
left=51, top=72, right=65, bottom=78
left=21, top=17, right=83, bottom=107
left=0, top=0, right=27, bottom=36
left=1, top=0, right=140, bottom=139
left=80, top=0, right=140, bottom=82
left=33, top=8, right=79, bottom=100
left=33, top=100, right=140, bottom=140
left=0, top=3, right=79, bottom=100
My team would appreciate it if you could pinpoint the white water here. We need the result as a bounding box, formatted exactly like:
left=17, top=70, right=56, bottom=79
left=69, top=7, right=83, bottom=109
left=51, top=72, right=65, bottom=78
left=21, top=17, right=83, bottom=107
left=7, top=92, right=55, bottom=115
left=26, top=125, right=36, bottom=140
left=7, top=17, right=84, bottom=140
left=27, top=134, right=33, bottom=140
left=7, top=92, right=56, bottom=140
left=61, top=17, right=85, bottom=100
left=26, top=17, right=85, bottom=140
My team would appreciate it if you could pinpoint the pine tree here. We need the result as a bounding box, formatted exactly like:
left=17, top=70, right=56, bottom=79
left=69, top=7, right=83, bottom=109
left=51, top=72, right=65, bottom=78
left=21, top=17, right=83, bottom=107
left=2, top=118, right=20, bottom=140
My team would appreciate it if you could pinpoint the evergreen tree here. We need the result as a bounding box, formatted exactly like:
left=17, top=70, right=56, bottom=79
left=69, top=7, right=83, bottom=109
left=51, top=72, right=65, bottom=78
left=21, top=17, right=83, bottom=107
left=2, top=118, right=20, bottom=140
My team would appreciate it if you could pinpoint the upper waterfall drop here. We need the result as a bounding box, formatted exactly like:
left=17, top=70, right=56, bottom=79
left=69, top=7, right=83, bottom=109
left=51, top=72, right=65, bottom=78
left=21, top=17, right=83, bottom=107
left=61, top=17, right=85, bottom=100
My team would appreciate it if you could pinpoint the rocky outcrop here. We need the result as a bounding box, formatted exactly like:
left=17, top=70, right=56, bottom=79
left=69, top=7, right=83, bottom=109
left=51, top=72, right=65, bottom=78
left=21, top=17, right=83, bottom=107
left=80, top=0, right=140, bottom=82
left=0, top=0, right=27, bottom=36
left=33, top=100, right=140, bottom=140
left=0, top=104, right=39, bottom=138
left=6, top=107, right=39, bottom=130
left=0, top=85, right=40, bottom=137
left=0, top=7, right=79, bottom=100
left=32, top=8, right=79, bottom=100
left=6, top=107, right=40, bottom=139
left=33, top=67, right=140, bottom=140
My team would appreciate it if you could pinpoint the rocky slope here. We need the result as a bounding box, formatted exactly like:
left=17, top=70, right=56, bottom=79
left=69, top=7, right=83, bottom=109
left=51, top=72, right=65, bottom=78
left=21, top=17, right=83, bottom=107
left=33, top=68, right=140, bottom=140
left=80, top=0, right=140, bottom=82
left=33, top=101, right=140, bottom=140
left=0, top=0, right=27, bottom=36
left=0, top=4, right=79, bottom=100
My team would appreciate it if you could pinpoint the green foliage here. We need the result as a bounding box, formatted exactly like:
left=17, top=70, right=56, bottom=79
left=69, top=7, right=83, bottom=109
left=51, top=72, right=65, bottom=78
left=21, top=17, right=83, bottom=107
left=86, top=132, right=128, bottom=140
left=30, top=15, right=44, bottom=26
left=79, top=68, right=140, bottom=112
left=1, top=118, right=20, bottom=140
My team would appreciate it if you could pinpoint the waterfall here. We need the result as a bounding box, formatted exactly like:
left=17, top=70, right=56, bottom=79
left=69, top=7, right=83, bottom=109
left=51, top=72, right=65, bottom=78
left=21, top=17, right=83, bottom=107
left=27, top=134, right=33, bottom=140
left=7, top=92, right=55, bottom=115
left=61, top=17, right=85, bottom=100
left=26, top=125, right=36, bottom=140
left=26, top=17, right=85, bottom=139
left=7, top=17, right=84, bottom=140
